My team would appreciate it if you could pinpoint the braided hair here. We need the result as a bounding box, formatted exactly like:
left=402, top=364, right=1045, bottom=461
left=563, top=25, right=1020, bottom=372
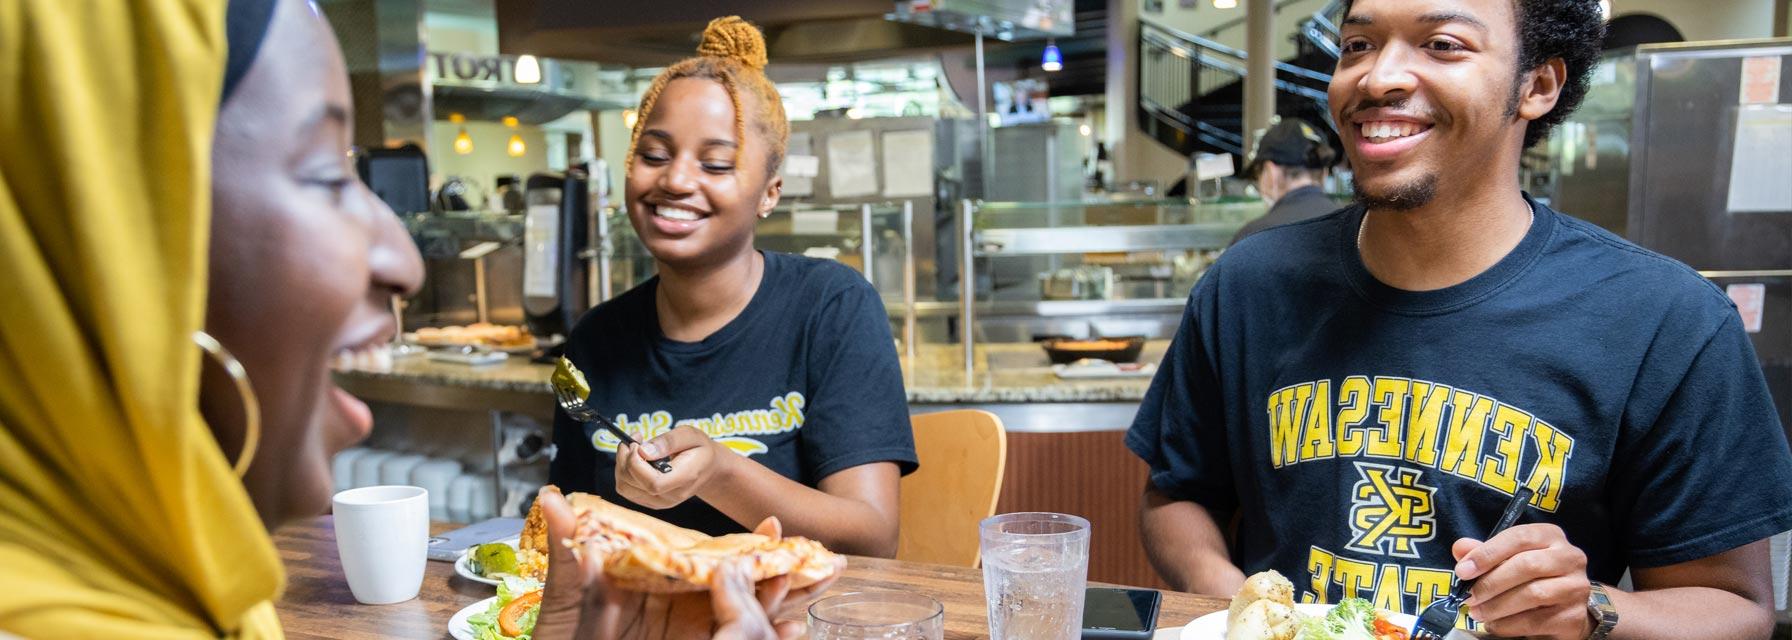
left=626, top=16, right=789, bottom=178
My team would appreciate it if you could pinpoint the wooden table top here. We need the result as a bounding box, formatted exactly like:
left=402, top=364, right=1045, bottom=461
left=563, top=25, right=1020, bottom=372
left=273, top=516, right=1227, bottom=639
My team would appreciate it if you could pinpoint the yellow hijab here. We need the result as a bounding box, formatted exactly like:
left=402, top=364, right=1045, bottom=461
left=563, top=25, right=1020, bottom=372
left=0, top=1, right=285, bottom=638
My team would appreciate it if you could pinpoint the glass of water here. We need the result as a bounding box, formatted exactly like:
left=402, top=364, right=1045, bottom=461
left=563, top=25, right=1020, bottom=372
left=808, top=591, right=945, bottom=640
left=979, top=512, right=1091, bottom=640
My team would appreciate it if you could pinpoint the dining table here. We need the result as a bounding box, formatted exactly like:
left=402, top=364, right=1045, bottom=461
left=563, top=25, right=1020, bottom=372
left=273, top=516, right=1229, bottom=639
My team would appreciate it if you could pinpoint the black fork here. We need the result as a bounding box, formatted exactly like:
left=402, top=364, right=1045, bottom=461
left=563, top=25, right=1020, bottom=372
left=1410, top=487, right=1534, bottom=640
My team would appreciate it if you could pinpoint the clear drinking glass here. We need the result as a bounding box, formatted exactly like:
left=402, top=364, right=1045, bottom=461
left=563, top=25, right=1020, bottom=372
left=807, top=591, right=945, bottom=640
left=979, top=512, right=1091, bottom=640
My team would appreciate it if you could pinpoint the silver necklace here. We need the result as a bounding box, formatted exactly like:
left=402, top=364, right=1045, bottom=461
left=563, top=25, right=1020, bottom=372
left=1357, top=207, right=1534, bottom=249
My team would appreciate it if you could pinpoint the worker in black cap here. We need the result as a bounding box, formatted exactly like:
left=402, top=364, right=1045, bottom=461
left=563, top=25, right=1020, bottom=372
left=1230, top=116, right=1340, bottom=245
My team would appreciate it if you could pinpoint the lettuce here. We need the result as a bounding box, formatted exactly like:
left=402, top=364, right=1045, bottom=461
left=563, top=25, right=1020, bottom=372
left=466, top=576, right=543, bottom=640
left=466, top=598, right=506, bottom=640
left=1295, top=598, right=1377, bottom=640
left=498, top=576, right=541, bottom=604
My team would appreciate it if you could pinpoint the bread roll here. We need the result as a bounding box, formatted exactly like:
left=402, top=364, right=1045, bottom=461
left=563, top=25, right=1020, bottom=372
left=1227, top=570, right=1295, bottom=628
left=1226, top=599, right=1299, bottom=640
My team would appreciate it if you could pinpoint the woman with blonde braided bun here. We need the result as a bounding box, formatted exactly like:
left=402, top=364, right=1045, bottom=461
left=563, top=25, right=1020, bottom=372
left=547, top=16, right=916, bottom=563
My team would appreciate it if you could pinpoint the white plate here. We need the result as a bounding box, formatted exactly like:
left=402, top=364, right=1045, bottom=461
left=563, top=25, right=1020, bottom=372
left=447, top=596, right=498, bottom=640
left=1180, top=602, right=1473, bottom=639
left=454, top=537, right=521, bottom=586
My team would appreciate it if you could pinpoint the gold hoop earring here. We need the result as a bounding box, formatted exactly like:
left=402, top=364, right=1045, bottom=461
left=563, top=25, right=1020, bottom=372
left=194, top=330, right=261, bottom=477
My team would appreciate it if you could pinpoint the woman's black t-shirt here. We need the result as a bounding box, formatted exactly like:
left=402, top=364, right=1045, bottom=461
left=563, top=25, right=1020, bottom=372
left=548, top=251, right=918, bottom=534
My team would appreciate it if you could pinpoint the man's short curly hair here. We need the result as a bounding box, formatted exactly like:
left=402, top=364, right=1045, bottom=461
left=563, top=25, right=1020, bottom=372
left=1342, top=0, right=1606, bottom=148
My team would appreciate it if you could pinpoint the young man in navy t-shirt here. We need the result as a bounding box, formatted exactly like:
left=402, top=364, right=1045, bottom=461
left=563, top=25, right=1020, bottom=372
left=1127, top=1, right=1791, bottom=639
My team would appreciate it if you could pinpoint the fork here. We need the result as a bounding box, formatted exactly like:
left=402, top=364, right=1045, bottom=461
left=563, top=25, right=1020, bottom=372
left=551, top=384, right=674, bottom=474
left=1410, top=486, right=1535, bottom=640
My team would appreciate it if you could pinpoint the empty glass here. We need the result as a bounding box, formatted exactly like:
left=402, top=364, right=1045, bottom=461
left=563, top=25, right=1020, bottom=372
left=808, top=591, right=944, bottom=640
left=979, top=512, right=1091, bottom=640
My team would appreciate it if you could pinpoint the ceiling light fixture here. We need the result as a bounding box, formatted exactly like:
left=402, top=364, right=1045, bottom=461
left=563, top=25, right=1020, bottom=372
left=503, top=116, right=525, bottom=157
left=449, top=113, right=472, bottom=155
left=514, top=54, right=542, bottom=84
left=1042, top=39, right=1063, bottom=72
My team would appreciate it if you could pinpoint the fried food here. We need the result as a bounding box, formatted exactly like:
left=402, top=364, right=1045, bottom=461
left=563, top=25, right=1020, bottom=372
left=414, top=322, right=533, bottom=348
left=1051, top=339, right=1134, bottom=351
left=561, top=491, right=845, bottom=594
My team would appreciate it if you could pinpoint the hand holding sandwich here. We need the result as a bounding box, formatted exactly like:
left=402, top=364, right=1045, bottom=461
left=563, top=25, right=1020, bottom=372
left=531, top=488, right=811, bottom=640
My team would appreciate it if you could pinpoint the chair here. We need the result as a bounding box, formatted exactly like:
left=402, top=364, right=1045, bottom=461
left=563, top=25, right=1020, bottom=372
left=896, top=409, right=1008, bottom=567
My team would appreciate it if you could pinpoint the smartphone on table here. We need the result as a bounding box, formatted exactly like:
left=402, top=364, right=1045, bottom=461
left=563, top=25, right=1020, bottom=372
left=1082, top=586, right=1162, bottom=639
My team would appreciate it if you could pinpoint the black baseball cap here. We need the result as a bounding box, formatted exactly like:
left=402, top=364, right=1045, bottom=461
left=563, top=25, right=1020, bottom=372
left=1241, top=117, right=1336, bottom=180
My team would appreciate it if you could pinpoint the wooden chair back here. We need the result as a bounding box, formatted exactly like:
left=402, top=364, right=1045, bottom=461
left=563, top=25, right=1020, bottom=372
left=896, top=409, right=1008, bottom=567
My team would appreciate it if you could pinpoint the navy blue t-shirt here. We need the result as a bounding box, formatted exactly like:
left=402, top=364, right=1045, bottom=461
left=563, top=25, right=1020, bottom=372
left=1127, top=197, right=1792, bottom=615
left=549, top=251, right=918, bottom=535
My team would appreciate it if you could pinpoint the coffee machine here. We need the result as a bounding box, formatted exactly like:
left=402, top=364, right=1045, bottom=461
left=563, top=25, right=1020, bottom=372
left=521, top=170, right=591, bottom=356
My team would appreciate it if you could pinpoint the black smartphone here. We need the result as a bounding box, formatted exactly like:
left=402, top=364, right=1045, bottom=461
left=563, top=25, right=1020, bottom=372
left=1081, top=586, right=1162, bottom=639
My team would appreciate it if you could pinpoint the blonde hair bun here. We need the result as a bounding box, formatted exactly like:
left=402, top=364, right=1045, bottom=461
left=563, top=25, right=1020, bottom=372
left=697, top=16, right=768, bottom=71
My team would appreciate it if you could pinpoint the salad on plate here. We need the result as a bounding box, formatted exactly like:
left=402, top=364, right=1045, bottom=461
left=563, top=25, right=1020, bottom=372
left=466, top=576, right=543, bottom=640
left=1194, top=570, right=1413, bottom=640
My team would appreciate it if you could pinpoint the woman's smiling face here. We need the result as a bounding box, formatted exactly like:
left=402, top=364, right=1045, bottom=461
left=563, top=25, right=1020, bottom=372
left=626, top=77, right=782, bottom=271
left=204, top=0, right=423, bottom=526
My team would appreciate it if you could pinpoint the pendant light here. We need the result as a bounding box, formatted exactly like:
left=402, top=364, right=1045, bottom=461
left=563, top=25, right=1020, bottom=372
left=503, top=116, right=526, bottom=158
left=1042, top=39, right=1063, bottom=72
left=450, top=113, right=473, bottom=155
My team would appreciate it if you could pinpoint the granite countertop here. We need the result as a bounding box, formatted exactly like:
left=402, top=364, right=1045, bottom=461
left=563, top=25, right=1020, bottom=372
left=334, top=341, right=1167, bottom=404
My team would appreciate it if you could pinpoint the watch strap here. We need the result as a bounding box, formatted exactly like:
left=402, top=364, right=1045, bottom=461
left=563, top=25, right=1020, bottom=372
left=1586, top=581, right=1618, bottom=640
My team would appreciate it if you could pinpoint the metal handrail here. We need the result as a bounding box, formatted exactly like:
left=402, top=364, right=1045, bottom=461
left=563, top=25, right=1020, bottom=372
left=1141, top=20, right=1334, bottom=85
left=1303, top=22, right=1341, bottom=58
left=1309, top=7, right=1341, bottom=39
left=1136, top=7, right=1341, bottom=158
left=1136, top=98, right=1246, bottom=155
left=1170, top=51, right=1332, bottom=102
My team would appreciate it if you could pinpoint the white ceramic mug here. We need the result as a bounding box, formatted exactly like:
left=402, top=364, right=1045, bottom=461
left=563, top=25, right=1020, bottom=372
left=332, top=485, right=428, bottom=605
left=447, top=474, right=479, bottom=523
left=331, top=447, right=369, bottom=493
left=379, top=454, right=426, bottom=486
left=410, top=459, right=463, bottom=521
left=351, top=450, right=397, bottom=489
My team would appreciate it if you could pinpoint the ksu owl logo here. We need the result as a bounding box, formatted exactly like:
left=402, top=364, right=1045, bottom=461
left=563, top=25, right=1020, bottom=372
left=1347, top=462, right=1438, bottom=559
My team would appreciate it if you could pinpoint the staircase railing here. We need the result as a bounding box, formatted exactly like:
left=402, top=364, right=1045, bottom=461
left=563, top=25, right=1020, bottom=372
left=1136, top=1, right=1343, bottom=157
left=1301, top=7, right=1342, bottom=58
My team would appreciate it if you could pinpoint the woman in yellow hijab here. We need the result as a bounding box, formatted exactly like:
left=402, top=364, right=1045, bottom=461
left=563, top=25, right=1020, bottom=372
left=1, top=1, right=807, bottom=637
left=1, top=0, right=423, bottom=636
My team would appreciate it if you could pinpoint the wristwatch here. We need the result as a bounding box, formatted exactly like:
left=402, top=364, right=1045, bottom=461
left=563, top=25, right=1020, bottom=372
left=1586, top=581, right=1618, bottom=639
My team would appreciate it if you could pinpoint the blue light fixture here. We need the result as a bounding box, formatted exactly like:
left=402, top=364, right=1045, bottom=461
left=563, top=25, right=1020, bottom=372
left=1042, top=40, right=1063, bottom=72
